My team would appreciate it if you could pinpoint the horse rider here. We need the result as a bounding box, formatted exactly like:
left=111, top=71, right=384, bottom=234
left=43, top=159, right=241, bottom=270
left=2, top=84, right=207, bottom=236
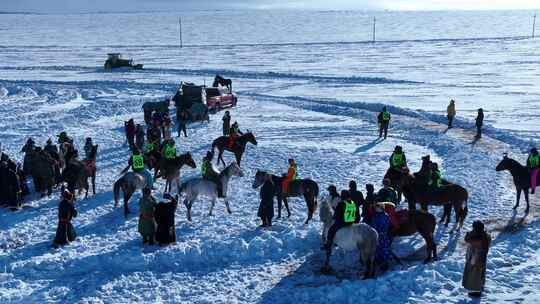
left=325, top=185, right=341, bottom=210
left=322, top=190, right=358, bottom=251
left=228, top=121, right=243, bottom=149
left=527, top=147, right=539, bottom=194
left=127, top=148, right=154, bottom=189
left=83, top=137, right=94, bottom=160
left=222, top=111, right=231, bottom=136
left=363, top=184, right=376, bottom=223
left=348, top=181, right=365, bottom=222
left=377, top=178, right=399, bottom=205
left=143, top=139, right=160, bottom=169
left=201, top=151, right=223, bottom=197
left=428, top=163, right=443, bottom=189
left=282, top=158, right=298, bottom=196
left=44, top=138, right=61, bottom=184
left=57, top=131, right=73, bottom=145
left=378, top=106, right=391, bottom=139
left=161, top=139, right=177, bottom=162
left=389, top=145, right=407, bottom=172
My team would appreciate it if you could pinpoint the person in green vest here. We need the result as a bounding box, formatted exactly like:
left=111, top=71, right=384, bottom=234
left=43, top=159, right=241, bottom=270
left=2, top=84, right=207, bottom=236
left=201, top=151, right=223, bottom=197
left=377, top=106, right=391, bottom=139
left=161, top=139, right=177, bottom=160
left=389, top=145, right=407, bottom=172
left=322, top=190, right=358, bottom=252
left=428, top=162, right=443, bottom=191
left=138, top=187, right=157, bottom=245
left=527, top=147, right=539, bottom=194
left=126, top=148, right=154, bottom=189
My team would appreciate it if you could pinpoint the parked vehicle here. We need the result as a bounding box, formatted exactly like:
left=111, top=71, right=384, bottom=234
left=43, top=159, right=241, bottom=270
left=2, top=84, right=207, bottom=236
left=172, top=82, right=209, bottom=122
left=104, top=53, right=143, bottom=71
left=205, top=87, right=237, bottom=113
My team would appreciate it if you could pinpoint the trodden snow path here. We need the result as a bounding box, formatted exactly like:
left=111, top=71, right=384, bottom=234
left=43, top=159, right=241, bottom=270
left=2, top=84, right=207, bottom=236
left=0, top=81, right=539, bottom=304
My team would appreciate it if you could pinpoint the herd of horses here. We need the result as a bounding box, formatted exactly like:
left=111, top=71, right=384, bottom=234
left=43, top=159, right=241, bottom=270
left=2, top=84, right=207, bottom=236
left=33, top=111, right=532, bottom=278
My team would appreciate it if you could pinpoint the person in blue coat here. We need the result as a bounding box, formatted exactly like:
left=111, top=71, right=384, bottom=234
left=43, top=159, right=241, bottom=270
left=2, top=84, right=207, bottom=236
left=371, top=202, right=392, bottom=271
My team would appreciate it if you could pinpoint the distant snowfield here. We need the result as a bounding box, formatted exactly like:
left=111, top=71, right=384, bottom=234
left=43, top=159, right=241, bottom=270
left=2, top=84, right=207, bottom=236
left=1, top=10, right=540, bottom=304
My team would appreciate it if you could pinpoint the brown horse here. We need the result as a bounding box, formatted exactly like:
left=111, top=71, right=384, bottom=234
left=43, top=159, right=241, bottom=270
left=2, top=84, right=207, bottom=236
left=390, top=209, right=437, bottom=264
left=252, top=170, right=319, bottom=224
left=495, top=154, right=531, bottom=213
left=155, top=152, right=196, bottom=193
left=212, top=132, right=257, bottom=167
left=82, top=144, right=98, bottom=196
left=402, top=174, right=468, bottom=229
left=383, top=167, right=410, bottom=202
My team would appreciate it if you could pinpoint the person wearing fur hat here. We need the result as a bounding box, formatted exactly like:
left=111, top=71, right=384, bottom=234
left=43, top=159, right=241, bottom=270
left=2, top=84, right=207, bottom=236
left=52, top=189, right=78, bottom=247
left=462, top=220, right=491, bottom=297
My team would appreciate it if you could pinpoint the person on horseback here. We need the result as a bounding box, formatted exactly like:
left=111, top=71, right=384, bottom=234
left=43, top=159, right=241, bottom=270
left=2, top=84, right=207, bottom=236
left=377, top=179, right=398, bottom=204
left=322, top=190, right=358, bottom=251
left=201, top=151, right=223, bottom=197
left=147, top=124, right=162, bottom=146
left=428, top=163, right=443, bottom=191
left=228, top=121, right=243, bottom=149
left=57, top=131, right=73, bottom=145
left=378, top=106, right=391, bottom=139
left=161, top=139, right=177, bottom=161
left=222, top=111, right=231, bottom=136
left=128, top=148, right=154, bottom=189
left=83, top=137, right=93, bottom=160
left=389, top=145, right=407, bottom=172
left=527, top=147, right=539, bottom=194
left=282, top=158, right=298, bottom=196
left=44, top=138, right=61, bottom=185
left=349, top=181, right=365, bottom=223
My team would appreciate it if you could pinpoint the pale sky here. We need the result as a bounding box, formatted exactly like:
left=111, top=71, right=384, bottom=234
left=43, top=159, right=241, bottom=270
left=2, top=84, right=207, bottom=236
left=1, top=0, right=539, bottom=13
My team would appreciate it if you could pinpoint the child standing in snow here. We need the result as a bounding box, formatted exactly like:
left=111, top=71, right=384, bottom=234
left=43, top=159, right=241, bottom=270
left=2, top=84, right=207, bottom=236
left=462, top=220, right=491, bottom=298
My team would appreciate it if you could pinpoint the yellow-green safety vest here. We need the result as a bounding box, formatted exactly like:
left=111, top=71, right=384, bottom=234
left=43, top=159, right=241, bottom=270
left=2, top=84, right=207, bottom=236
left=382, top=111, right=390, bottom=121
left=391, top=153, right=405, bottom=168
left=344, top=200, right=357, bottom=223
left=164, top=145, right=176, bottom=159
left=132, top=154, right=144, bottom=170
left=201, top=159, right=210, bottom=176
left=144, top=143, right=155, bottom=154
left=529, top=154, right=539, bottom=168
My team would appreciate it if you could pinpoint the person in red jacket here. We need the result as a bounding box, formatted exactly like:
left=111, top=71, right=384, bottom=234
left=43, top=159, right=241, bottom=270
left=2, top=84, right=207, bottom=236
left=282, top=158, right=297, bottom=195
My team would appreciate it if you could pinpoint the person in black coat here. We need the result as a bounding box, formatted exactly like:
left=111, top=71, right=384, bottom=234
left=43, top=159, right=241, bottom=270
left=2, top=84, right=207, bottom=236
left=363, top=184, right=376, bottom=223
left=258, top=173, right=275, bottom=227
left=222, top=111, right=231, bottom=136
left=322, top=190, right=358, bottom=251
left=348, top=180, right=365, bottom=223
left=53, top=190, right=78, bottom=247
left=154, top=193, right=178, bottom=246
left=475, top=108, right=484, bottom=139
left=0, top=161, right=21, bottom=209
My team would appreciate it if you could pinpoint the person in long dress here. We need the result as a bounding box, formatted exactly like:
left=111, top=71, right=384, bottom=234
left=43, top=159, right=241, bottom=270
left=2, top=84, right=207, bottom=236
left=462, top=220, right=491, bottom=297
left=154, top=193, right=178, bottom=246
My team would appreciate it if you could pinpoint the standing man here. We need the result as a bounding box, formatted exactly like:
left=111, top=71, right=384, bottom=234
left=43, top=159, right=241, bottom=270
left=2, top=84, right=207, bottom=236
left=258, top=173, right=275, bottom=227
left=222, top=111, right=231, bottom=136
left=447, top=99, right=456, bottom=128
left=138, top=188, right=157, bottom=245
left=527, top=147, right=539, bottom=194
left=378, top=106, right=391, bottom=139
left=52, top=189, right=78, bottom=248
left=462, top=220, right=491, bottom=298
left=124, top=119, right=136, bottom=150
left=475, top=108, right=484, bottom=139
left=177, top=110, right=189, bottom=138
left=154, top=193, right=178, bottom=246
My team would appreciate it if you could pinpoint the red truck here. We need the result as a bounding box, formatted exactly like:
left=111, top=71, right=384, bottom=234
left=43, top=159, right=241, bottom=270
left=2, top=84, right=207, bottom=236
left=205, top=87, right=237, bottom=113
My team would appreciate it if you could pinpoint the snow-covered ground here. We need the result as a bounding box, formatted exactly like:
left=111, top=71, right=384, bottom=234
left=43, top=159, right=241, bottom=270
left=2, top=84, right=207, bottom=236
left=1, top=10, right=540, bottom=303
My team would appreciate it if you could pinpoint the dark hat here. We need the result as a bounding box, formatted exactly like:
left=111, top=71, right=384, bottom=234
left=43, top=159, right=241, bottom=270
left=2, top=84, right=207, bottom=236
left=349, top=180, right=357, bottom=190
left=394, top=145, right=402, bottom=152
left=86, top=137, right=92, bottom=142
left=288, top=158, right=294, bottom=163
left=531, top=147, right=538, bottom=153
left=327, top=185, right=337, bottom=192
left=366, top=184, right=374, bottom=191
left=472, top=220, right=484, bottom=232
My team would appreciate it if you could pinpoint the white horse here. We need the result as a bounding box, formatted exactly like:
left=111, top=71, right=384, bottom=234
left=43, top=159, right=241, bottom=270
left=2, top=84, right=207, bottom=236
left=179, top=162, right=244, bottom=221
left=319, top=199, right=379, bottom=279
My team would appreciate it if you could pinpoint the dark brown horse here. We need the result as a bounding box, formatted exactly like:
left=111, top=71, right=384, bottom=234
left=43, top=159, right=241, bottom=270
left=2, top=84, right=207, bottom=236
left=383, top=167, right=410, bottom=202
left=252, top=170, right=319, bottom=224
left=496, top=154, right=530, bottom=212
left=82, top=144, right=98, bottom=196
left=212, top=132, right=257, bottom=166
left=390, top=209, right=437, bottom=264
left=402, top=174, right=468, bottom=229
left=155, top=152, right=196, bottom=193
left=213, top=75, right=232, bottom=92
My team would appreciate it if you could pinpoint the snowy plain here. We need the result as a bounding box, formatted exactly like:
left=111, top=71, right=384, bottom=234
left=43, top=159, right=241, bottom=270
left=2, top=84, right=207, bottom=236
left=0, top=9, right=540, bottom=303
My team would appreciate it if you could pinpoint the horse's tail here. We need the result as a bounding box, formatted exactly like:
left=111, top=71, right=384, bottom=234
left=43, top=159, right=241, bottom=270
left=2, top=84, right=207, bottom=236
left=113, top=176, right=124, bottom=207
